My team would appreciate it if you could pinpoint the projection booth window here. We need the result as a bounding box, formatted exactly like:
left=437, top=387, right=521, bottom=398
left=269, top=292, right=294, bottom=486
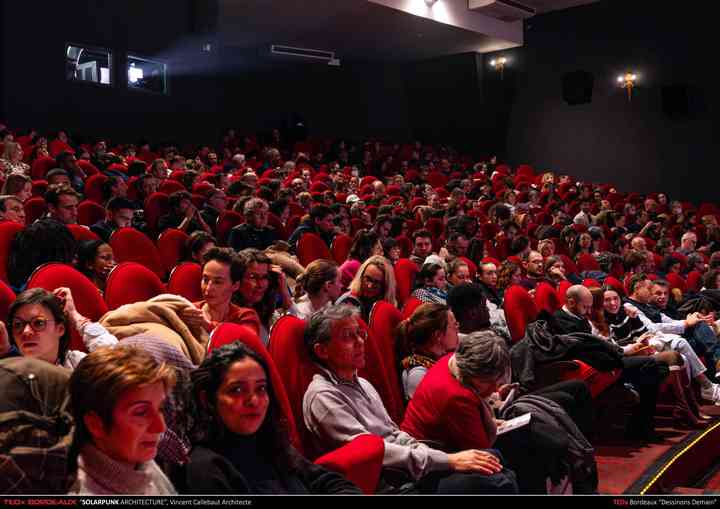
left=127, top=55, right=168, bottom=94
left=66, top=44, right=112, bottom=85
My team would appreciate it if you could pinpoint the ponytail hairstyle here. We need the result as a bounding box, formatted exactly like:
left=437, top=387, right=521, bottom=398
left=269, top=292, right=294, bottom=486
left=294, top=259, right=338, bottom=301
left=396, top=303, right=449, bottom=362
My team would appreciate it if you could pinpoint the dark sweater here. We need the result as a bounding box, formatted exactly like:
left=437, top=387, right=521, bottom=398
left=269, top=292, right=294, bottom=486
left=228, top=224, right=280, bottom=252
left=182, top=436, right=361, bottom=495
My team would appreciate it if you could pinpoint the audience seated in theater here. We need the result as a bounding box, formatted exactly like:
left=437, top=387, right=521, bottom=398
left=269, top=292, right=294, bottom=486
left=409, top=229, right=434, bottom=270
left=182, top=247, right=261, bottom=335
left=100, top=175, right=128, bottom=204
left=336, top=255, right=396, bottom=322
left=45, top=184, right=80, bottom=225
left=180, top=342, right=361, bottom=494
left=183, top=231, right=217, bottom=264
left=90, top=197, right=136, bottom=242
left=519, top=250, right=545, bottom=292
left=338, top=230, right=383, bottom=289
left=411, top=263, right=448, bottom=305
left=624, top=273, right=720, bottom=382
left=382, top=238, right=401, bottom=265
left=448, top=283, right=509, bottom=338
left=446, top=258, right=472, bottom=290
left=200, top=188, right=227, bottom=234
left=397, top=303, right=459, bottom=400
left=0, top=141, right=30, bottom=175
left=76, top=240, right=116, bottom=293
left=2, top=287, right=117, bottom=368
left=0, top=194, right=26, bottom=225
left=543, top=256, right=568, bottom=288
left=234, top=248, right=290, bottom=344
left=56, top=151, right=87, bottom=191
left=158, top=190, right=211, bottom=235
left=495, top=260, right=522, bottom=301
left=228, top=198, right=280, bottom=252
left=287, top=204, right=336, bottom=252
left=132, top=174, right=160, bottom=209
left=67, top=346, right=177, bottom=495
left=289, top=259, right=343, bottom=321
left=1, top=173, right=32, bottom=202
left=46, top=168, right=72, bottom=188
left=400, top=329, right=597, bottom=493
left=7, top=219, right=77, bottom=291
left=302, top=304, right=519, bottom=494
left=600, top=285, right=720, bottom=404
left=552, top=285, right=670, bottom=440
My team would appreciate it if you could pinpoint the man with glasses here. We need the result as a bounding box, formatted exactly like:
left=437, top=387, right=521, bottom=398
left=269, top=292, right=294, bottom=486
left=228, top=198, right=280, bottom=252
left=302, top=304, right=518, bottom=494
left=0, top=195, right=26, bottom=225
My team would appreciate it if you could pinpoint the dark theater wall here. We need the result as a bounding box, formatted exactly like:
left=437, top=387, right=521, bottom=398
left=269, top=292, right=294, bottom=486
left=0, top=0, right=225, bottom=144
left=496, top=0, right=718, bottom=202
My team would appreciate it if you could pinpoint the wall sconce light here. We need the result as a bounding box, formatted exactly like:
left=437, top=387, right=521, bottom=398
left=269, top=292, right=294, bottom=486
left=425, top=0, right=438, bottom=6
left=490, top=57, right=507, bottom=79
left=617, top=72, right=637, bottom=101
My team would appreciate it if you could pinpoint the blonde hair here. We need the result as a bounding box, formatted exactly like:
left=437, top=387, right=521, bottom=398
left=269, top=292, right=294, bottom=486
left=348, top=255, right=397, bottom=307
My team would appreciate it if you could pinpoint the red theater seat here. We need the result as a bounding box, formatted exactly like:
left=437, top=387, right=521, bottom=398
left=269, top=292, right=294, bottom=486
left=105, top=262, right=166, bottom=310
left=157, top=229, right=189, bottom=274
left=144, top=192, right=170, bottom=233
left=83, top=174, right=108, bottom=205
left=0, top=221, right=24, bottom=284
left=109, top=227, right=165, bottom=279
left=504, top=285, right=538, bottom=343
left=297, top=233, right=332, bottom=267
left=24, top=197, right=47, bottom=224
left=66, top=224, right=101, bottom=243
left=394, top=258, right=419, bottom=307
left=26, top=263, right=108, bottom=352
left=77, top=200, right=106, bottom=227
left=330, top=234, right=352, bottom=265
left=167, top=262, right=203, bottom=302
left=216, top=210, right=244, bottom=246
left=0, top=279, right=16, bottom=322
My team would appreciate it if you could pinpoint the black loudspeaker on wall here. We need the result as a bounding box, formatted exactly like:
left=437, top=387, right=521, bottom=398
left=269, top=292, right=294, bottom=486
left=561, top=70, right=595, bottom=105
left=662, top=84, right=689, bottom=119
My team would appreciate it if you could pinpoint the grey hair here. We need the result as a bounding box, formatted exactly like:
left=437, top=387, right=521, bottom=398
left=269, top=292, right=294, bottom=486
left=304, top=304, right=360, bottom=365
left=243, top=197, right=268, bottom=218
left=455, top=330, right=509, bottom=385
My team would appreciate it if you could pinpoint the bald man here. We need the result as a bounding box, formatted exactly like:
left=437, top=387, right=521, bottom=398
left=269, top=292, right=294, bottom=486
left=553, top=285, right=594, bottom=334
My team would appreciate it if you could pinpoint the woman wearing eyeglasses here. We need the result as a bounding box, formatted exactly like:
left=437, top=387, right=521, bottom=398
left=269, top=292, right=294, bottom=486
left=336, top=255, right=397, bottom=322
left=0, top=287, right=117, bottom=369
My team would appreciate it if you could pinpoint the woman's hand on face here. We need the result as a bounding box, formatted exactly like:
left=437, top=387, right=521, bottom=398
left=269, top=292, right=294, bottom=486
left=53, top=287, right=77, bottom=316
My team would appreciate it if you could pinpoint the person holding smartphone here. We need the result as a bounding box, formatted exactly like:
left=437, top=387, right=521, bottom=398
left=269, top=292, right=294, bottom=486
left=158, top=190, right=212, bottom=235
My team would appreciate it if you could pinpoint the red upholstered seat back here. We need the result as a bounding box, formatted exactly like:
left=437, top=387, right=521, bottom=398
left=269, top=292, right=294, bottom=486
left=368, top=301, right=404, bottom=421
left=144, top=192, right=170, bottom=233
left=77, top=201, right=106, bottom=227
left=167, top=262, right=203, bottom=302
left=66, top=224, right=101, bottom=243
left=268, top=315, right=320, bottom=455
left=534, top=282, right=561, bottom=314
left=159, top=179, right=185, bottom=195
left=666, top=272, right=687, bottom=294
left=401, top=296, right=423, bottom=320
left=208, top=322, right=301, bottom=452
left=109, top=227, right=165, bottom=279
left=0, top=278, right=16, bottom=323
left=267, top=212, right=288, bottom=241
left=26, top=263, right=108, bottom=351
left=297, top=233, right=332, bottom=267
left=83, top=174, right=108, bottom=204
left=330, top=234, right=353, bottom=265
left=394, top=258, right=419, bottom=307
left=503, top=284, right=538, bottom=343
left=0, top=221, right=24, bottom=284
left=395, top=236, right=412, bottom=258
left=216, top=210, right=244, bottom=246
left=686, top=270, right=702, bottom=293
left=24, top=197, right=47, bottom=224
left=577, top=253, right=600, bottom=272
left=105, top=262, right=166, bottom=310
left=157, top=228, right=189, bottom=274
